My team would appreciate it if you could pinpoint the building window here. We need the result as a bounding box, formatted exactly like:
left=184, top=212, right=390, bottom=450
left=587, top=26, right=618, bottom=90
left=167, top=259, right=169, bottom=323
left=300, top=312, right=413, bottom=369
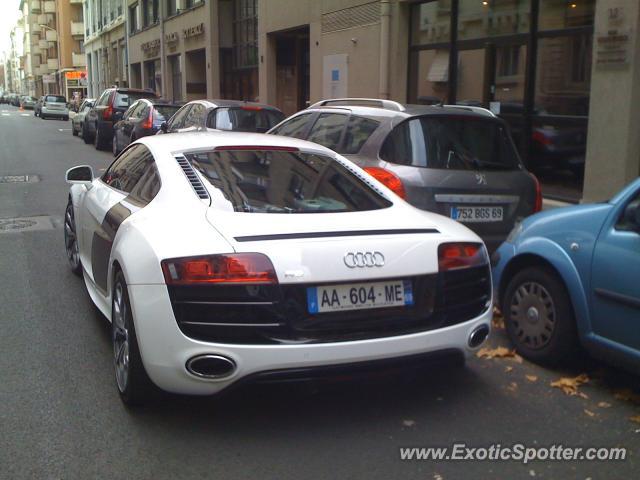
left=142, top=0, right=159, bottom=28
left=129, top=3, right=139, bottom=34
left=234, top=0, right=258, bottom=69
left=497, top=45, right=520, bottom=78
left=167, top=0, right=177, bottom=17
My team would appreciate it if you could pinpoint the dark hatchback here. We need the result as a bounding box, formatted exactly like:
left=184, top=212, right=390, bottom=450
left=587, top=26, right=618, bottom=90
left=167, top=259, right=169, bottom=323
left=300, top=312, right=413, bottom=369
left=112, top=99, right=180, bottom=155
left=83, top=88, right=159, bottom=150
left=269, top=99, right=541, bottom=252
left=159, top=99, right=284, bottom=134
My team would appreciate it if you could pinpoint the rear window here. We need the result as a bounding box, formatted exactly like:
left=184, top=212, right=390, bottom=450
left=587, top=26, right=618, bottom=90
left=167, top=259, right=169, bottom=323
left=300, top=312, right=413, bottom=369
left=153, top=105, right=180, bottom=122
left=46, top=95, right=66, bottom=103
left=208, top=108, right=285, bottom=133
left=380, top=116, right=520, bottom=170
left=184, top=150, right=392, bottom=213
left=115, top=92, right=156, bottom=108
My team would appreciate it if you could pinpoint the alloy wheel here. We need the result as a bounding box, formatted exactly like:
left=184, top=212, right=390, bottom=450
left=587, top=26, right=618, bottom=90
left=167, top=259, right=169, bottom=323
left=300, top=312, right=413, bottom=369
left=509, top=281, right=556, bottom=350
left=64, top=202, right=80, bottom=272
left=112, top=281, right=130, bottom=393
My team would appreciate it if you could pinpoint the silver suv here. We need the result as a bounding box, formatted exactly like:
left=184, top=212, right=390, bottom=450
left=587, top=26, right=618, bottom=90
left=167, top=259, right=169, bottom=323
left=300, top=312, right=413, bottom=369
left=268, top=98, right=541, bottom=251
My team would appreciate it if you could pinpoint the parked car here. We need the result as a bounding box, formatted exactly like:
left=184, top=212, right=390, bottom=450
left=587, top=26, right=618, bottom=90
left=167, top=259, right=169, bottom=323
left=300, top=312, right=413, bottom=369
left=269, top=98, right=541, bottom=252
left=71, top=98, right=95, bottom=137
left=492, top=178, right=640, bottom=371
left=158, top=99, right=284, bottom=135
left=34, top=96, right=45, bottom=117
left=11, top=94, right=21, bottom=107
left=112, top=99, right=180, bottom=155
left=40, top=94, right=69, bottom=120
left=20, top=95, right=37, bottom=110
left=63, top=131, right=492, bottom=405
left=83, top=87, right=159, bottom=150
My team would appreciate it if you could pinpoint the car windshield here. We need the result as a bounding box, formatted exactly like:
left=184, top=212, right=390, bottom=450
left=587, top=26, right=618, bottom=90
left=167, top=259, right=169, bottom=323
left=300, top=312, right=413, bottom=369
left=115, top=92, right=156, bottom=108
left=184, top=149, right=392, bottom=213
left=46, top=95, right=66, bottom=103
left=153, top=105, right=180, bottom=122
left=381, top=116, right=521, bottom=171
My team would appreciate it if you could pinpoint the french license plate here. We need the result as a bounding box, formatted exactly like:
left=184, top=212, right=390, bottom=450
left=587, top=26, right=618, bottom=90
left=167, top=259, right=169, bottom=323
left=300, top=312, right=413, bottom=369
left=451, top=206, right=503, bottom=223
left=307, top=280, right=413, bottom=314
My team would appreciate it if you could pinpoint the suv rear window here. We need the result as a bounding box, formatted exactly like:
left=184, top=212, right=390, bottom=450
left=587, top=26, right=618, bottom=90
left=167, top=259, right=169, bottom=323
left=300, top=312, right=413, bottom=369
left=46, top=95, right=66, bottom=103
left=380, top=116, right=520, bottom=170
left=115, top=92, right=156, bottom=108
left=184, top=150, right=392, bottom=213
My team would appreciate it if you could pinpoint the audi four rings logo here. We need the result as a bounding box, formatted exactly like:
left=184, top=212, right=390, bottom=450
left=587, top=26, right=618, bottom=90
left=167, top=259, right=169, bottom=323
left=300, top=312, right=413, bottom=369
left=343, top=251, right=385, bottom=268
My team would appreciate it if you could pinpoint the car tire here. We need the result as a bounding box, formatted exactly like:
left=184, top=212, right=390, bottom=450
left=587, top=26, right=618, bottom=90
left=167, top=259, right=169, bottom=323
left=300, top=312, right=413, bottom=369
left=94, top=126, right=105, bottom=150
left=41, top=114, right=47, bottom=120
left=64, top=199, right=82, bottom=276
left=82, top=124, right=92, bottom=144
left=112, top=270, right=154, bottom=406
left=502, top=267, right=579, bottom=366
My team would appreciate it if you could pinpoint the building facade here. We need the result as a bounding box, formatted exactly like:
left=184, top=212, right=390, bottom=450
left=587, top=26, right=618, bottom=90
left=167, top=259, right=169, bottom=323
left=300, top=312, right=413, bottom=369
left=117, top=0, right=638, bottom=203
left=84, top=0, right=128, bottom=98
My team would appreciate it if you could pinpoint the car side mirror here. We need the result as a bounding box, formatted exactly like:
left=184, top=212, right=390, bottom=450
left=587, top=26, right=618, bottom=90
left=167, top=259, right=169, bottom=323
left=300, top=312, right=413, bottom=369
left=66, top=165, right=94, bottom=186
left=160, top=122, right=168, bottom=133
left=623, top=201, right=640, bottom=232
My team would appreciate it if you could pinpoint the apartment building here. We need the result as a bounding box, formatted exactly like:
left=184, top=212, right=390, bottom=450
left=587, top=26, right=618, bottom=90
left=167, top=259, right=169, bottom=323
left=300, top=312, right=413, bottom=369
left=84, top=0, right=128, bottom=97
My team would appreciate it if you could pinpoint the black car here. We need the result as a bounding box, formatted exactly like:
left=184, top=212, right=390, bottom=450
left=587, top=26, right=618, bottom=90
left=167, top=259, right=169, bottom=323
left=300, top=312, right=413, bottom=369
left=83, top=88, right=159, bottom=150
left=159, top=99, right=284, bottom=134
left=112, top=99, right=181, bottom=155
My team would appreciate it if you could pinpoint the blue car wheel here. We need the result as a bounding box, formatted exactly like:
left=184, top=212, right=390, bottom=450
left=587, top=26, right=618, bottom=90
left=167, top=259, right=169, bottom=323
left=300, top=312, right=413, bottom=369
left=503, top=267, right=579, bottom=365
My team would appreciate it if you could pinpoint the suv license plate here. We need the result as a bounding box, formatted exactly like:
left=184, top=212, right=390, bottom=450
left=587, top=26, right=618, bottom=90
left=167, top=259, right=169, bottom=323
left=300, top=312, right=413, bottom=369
left=307, top=280, right=413, bottom=314
left=451, top=206, right=503, bottom=223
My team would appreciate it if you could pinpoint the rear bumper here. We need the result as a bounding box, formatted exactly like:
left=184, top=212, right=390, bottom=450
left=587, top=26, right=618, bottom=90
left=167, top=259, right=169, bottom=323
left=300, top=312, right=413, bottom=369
left=129, top=284, right=492, bottom=395
left=41, top=107, right=69, bottom=117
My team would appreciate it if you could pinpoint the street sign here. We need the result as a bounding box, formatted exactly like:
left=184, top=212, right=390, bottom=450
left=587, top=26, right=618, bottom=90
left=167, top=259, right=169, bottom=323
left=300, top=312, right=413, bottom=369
left=43, top=74, right=56, bottom=84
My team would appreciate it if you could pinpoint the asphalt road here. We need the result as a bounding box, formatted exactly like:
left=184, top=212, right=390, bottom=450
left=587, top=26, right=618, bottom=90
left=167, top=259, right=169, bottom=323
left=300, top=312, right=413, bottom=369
left=0, top=105, right=638, bottom=480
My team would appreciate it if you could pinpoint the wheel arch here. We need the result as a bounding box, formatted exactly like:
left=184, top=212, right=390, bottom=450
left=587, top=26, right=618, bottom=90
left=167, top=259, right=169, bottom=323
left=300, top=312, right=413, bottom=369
left=498, top=238, right=591, bottom=341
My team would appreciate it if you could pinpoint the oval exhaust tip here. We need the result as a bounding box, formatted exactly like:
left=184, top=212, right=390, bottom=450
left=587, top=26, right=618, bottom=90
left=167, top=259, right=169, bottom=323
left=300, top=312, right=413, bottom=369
left=468, top=325, right=490, bottom=348
left=186, top=354, right=236, bottom=379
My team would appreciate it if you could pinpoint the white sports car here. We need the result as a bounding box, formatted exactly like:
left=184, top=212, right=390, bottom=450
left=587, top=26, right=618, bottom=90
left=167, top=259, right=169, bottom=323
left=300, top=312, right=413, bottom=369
left=64, top=132, right=492, bottom=405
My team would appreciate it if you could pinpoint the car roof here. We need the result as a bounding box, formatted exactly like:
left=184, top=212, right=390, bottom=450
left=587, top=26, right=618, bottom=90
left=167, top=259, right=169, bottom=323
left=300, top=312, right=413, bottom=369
left=187, top=99, right=283, bottom=112
left=138, top=131, right=337, bottom=156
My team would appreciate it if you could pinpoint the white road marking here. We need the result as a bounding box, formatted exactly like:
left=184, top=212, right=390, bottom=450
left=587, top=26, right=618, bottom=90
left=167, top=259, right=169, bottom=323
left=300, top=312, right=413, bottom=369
left=58, top=128, right=72, bottom=132
left=1, top=113, right=10, bottom=116
left=21, top=113, right=30, bottom=117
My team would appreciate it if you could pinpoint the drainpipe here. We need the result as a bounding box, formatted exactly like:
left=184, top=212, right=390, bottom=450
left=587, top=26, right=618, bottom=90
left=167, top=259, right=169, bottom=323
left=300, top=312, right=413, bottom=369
left=379, top=0, right=391, bottom=100
left=159, top=0, right=166, bottom=98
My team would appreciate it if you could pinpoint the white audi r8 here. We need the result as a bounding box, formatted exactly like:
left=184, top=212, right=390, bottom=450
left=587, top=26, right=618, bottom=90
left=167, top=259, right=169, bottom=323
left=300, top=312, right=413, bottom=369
left=64, top=132, right=492, bottom=405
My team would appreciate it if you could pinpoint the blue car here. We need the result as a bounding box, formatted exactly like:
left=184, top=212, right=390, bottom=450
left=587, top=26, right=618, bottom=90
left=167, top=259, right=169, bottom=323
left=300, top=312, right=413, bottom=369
left=492, top=178, right=640, bottom=371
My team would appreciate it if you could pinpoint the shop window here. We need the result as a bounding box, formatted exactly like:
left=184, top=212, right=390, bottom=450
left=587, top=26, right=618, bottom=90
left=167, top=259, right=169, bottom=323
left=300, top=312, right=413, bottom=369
left=408, top=49, right=450, bottom=104
left=410, top=1, right=451, bottom=46
left=497, top=45, right=520, bottom=77
left=167, top=0, right=177, bottom=17
left=539, top=0, right=595, bottom=30
left=458, top=0, right=530, bottom=40
left=142, top=0, right=158, bottom=28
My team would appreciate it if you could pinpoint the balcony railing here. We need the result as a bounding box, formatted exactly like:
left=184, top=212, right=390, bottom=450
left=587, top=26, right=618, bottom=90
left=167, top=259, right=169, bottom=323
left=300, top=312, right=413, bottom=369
left=71, top=21, right=84, bottom=36
left=70, top=0, right=83, bottom=4
left=45, top=30, right=57, bottom=42
left=43, top=1, right=56, bottom=14
left=47, top=58, right=59, bottom=70
left=72, top=52, right=86, bottom=67
left=30, top=1, right=41, bottom=14
left=38, top=39, right=49, bottom=49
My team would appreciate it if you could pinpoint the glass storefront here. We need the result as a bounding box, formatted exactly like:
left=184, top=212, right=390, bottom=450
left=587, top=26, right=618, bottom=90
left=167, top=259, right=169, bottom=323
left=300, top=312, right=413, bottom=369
left=408, top=0, right=595, bottom=201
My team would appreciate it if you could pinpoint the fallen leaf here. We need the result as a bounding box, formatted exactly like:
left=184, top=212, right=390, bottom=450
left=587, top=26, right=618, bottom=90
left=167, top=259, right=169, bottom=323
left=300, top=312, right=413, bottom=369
left=433, top=474, right=443, bottom=480
left=584, top=409, right=596, bottom=417
left=507, top=382, right=518, bottom=392
left=630, top=416, right=640, bottom=424
left=526, top=375, right=538, bottom=382
left=550, top=373, right=590, bottom=396
left=477, top=347, right=516, bottom=359
left=505, top=366, right=513, bottom=373
left=613, top=389, right=640, bottom=405
left=402, top=419, right=415, bottom=427
left=578, top=392, right=589, bottom=400
left=513, top=353, right=524, bottom=364
left=597, top=402, right=612, bottom=409
left=492, top=309, right=504, bottom=329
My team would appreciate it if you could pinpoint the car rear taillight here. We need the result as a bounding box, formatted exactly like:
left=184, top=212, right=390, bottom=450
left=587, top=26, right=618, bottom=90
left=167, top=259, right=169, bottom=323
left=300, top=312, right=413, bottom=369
left=142, top=108, right=153, bottom=129
left=530, top=173, right=542, bottom=213
left=161, top=253, right=278, bottom=286
left=363, top=167, right=406, bottom=199
left=532, top=130, right=553, bottom=146
left=103, top=105, right=113, bottom=121
left=438, top=243, right=488, bottom=271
